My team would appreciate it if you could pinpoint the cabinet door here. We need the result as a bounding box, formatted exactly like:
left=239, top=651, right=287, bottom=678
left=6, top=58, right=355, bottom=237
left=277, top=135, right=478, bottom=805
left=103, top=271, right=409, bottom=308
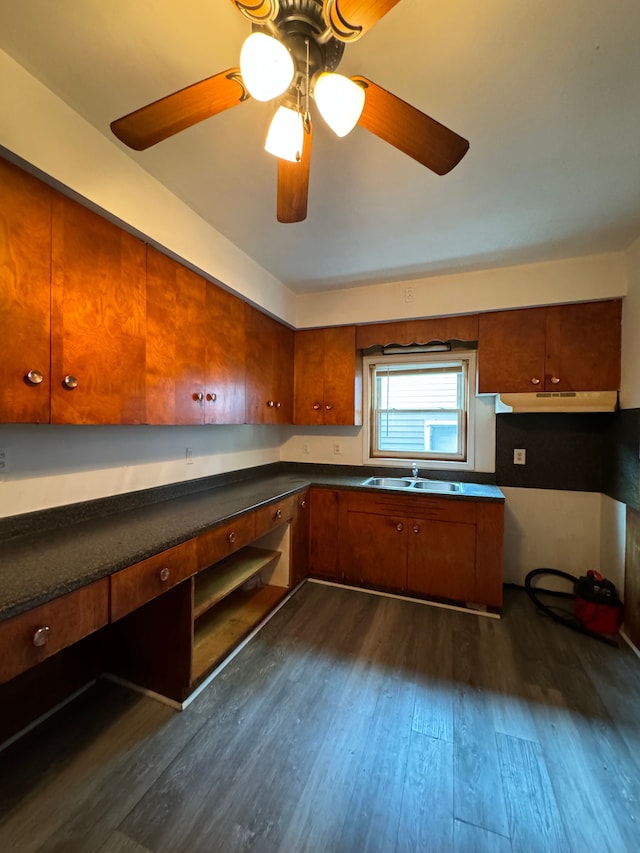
left=245, top=303, right=275, bottom=424
left=343, top=511, right=407, bottom=591
left=146, top=248, right=206, bottom=424
left=322, top=326, right=360, bottom=425
left=407, top=518, right=476, bottom=602
left=291, top=491, right=310, bottom=585
left=308, top=488, right=341, bottom=578
left=545, top=300, right=621, bottom=391
left=477, top=308, right=546, bottom=393
left=293, top=328, right=325, bottom=425
left=205, top=284, right=246, bottom=424
left=51, top=195, right=146, bottom=424
left=273, top=320, right=293, bottom=424
left=0, top=159, right=52, bottom=423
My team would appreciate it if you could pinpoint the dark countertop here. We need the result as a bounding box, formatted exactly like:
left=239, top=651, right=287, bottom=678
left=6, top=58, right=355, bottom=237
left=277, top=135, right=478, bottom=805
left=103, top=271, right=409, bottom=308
left=0, top=465, right=504, bottom=623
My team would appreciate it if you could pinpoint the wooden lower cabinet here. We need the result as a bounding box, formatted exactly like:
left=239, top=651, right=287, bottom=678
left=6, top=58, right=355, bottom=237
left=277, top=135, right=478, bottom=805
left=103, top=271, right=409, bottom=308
left=308, top=488, right=341, bottom=578
left=338, top=490, right=503, bottom=609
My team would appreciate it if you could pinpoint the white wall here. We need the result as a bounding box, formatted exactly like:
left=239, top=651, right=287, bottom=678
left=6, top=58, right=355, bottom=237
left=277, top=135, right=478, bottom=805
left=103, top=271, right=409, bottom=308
left=0, top=424, right=285, bottom=517
left=620, top=235, right=640, bottom=409
left=295, top=252, right=627, bottom=329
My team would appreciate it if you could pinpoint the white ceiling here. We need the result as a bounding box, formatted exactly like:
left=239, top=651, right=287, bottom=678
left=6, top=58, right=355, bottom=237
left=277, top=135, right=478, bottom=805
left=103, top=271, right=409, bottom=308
left=2, top=0, right=640, bottom=294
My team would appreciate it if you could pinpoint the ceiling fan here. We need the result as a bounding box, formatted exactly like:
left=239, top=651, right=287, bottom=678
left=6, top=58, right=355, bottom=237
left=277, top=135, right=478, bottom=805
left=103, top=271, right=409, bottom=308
left=111, top=0, right=469, bottom=223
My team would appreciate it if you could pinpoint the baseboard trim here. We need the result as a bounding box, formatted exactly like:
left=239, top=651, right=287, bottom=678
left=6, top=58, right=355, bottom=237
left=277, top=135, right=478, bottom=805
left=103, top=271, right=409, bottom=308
left=620, top=628, right=640, bottom=660
left=307, top=578, right=501, bottom=619
left=0, top=680, right=96, bottom=754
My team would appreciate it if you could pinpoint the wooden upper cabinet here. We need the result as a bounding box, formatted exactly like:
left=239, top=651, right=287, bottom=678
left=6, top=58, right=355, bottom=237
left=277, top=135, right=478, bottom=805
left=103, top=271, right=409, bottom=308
left=477, top=300, right=622, bottom=393
left=545, top=300, right=621, bottom=392
left=146, top=248, right=206, bottom=425
left=204, top=285, right=246, bottom=424
left=51, top=195, right=147, bottom=424
left=245, top=303, right=293, bottom=424
left=294, top=326, right=362, bottom=426
left=356, top=314, right=479, bottom=349
left=0, top=159, right=52, bottom=424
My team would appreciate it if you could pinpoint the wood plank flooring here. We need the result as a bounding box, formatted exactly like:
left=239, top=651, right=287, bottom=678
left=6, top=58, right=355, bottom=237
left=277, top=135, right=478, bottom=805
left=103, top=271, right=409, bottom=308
left=1, top=581, right=640, bottom=852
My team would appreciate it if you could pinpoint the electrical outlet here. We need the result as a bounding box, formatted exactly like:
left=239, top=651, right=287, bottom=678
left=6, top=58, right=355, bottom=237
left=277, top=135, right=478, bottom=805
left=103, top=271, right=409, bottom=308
left=333, top=442, right=342, bottom=455
left=404, top=286, right=415, bottom=303
left=0, top=448, right=10, bottom=473
left=513, top=448, right=526, bottom=465
left=186, top=447, right=194, bottom=465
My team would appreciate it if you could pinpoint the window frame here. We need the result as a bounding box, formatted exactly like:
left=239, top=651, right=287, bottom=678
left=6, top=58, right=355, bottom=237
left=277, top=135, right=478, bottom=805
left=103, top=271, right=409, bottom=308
left=362, top=350, right=477, bottom=470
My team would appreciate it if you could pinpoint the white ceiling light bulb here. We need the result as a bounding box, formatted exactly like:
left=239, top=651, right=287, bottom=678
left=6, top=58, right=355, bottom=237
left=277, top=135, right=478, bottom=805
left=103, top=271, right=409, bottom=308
left=240, top=32, right=294, bottom=102
left=313, top=72, right=365, bottom=137
left=265, top=106, right=304, bottom=162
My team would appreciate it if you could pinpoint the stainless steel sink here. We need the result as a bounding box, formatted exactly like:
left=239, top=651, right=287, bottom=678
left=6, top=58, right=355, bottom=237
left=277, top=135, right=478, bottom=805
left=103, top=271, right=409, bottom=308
left=362, top=476, right=462, bottom=494
left=411, top=479, right=462, bottom=493
left=363, top=477, right=414, bottom=489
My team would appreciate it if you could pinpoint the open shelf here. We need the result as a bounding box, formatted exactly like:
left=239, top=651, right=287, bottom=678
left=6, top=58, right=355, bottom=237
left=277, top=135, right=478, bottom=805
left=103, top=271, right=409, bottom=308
left=192, top=584, right=287, bottom=680
left=193, top=546, right=281, bottom=620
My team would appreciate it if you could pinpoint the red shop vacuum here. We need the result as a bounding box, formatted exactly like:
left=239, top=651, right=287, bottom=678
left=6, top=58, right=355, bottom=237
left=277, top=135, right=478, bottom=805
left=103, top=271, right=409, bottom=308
left=524, top=568, right=623, bottom=647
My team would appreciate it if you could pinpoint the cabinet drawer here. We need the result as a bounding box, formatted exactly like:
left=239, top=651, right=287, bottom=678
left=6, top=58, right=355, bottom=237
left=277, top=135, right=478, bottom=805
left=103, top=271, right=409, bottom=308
left=0, top=579, right=109, bottom=684
left=197, top=512, right=256, bottom=569
left=110, top=540, right=198, bottom=622
left=254, top=495, right=298, bottom=538
left=347, top=491, right=477, bottom=524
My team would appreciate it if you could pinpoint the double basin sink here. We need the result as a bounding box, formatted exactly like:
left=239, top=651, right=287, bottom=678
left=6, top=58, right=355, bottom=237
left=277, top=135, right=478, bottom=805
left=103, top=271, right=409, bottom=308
left=362, top=476, right=462, bottom=494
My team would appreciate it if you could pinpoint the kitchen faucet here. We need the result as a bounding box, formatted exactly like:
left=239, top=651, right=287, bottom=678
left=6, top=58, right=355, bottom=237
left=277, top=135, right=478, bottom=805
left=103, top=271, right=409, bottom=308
left=411, top=462, right=419, bottom=478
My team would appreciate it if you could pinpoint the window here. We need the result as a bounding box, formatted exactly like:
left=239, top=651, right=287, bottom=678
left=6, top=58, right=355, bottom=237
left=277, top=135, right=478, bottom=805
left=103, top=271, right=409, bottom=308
left=364, top=351, right=476, bottom=466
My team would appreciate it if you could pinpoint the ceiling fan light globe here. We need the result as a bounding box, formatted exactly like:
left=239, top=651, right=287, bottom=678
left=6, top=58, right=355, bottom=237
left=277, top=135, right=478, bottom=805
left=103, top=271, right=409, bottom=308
left=265, top=106, right=304, bottom=162
left=240, top=32, right=294, bottom=101
left=313, top=72, right=365, bottom=137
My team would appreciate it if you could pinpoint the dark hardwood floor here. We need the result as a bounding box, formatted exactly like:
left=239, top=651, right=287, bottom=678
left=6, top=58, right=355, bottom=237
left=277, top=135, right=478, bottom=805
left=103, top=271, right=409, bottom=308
left=1, top=581, right=639, bottom=852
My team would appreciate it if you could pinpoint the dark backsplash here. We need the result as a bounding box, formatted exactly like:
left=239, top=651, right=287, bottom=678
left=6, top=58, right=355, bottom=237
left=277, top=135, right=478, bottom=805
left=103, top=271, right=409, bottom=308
left=496, top=409, right=640, bottom=509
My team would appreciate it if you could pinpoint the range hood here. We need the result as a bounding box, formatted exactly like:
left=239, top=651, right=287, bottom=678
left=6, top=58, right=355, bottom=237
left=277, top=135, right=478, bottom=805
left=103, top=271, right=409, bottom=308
left=497, top=391, right=617, bottom=413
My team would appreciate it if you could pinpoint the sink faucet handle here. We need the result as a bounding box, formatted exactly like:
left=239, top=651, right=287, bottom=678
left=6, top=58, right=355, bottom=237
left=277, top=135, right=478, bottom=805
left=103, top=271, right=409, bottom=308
left=411, top=462, right=419, bottom=478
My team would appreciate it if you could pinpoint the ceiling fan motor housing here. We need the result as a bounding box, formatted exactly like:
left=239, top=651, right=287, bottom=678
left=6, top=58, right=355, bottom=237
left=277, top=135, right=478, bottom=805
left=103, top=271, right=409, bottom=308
left=254, top=0, right=345, bottom=89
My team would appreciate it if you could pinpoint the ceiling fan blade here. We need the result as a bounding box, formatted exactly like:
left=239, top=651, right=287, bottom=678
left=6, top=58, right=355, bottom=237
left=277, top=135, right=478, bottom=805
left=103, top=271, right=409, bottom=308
left=277, top=121, right=313, bottom=223
left=323, top=0, right=402, bottom=41
left=110, top=68, right=249, bottom=151
left=353, top=76, right=469, bottom=175
left=229, top=0, right=279, bottom=23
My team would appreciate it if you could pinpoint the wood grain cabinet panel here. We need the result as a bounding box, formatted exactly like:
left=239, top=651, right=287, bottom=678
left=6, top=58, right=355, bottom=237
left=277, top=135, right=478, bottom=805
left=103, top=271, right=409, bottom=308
left=355, top=315, right=479, bottom=349
left=0, top=159, right=52, bottom=424
left=308, top=488, right=341, bottom=578
left=478, top=301, right=621, bottom=393
left=338, top=490, right=502, bottom=608
left=50, top=195, right=147, bottom=424
left=254, top=494, right=298, bottom=539
left=146, top=248, right=206, bottom=425
left=291, top=491, right=310, bottom=585
left=245, top=304, right=293, bottom=424
left=197, top=513, right=256, bottom=569
left=0, top=579, right=109, bottom=684
left=205, top=284, right=246, bottom=424
left=110, top=539, right=198, bottom=622
left=294, top=326, right=361, bottom=425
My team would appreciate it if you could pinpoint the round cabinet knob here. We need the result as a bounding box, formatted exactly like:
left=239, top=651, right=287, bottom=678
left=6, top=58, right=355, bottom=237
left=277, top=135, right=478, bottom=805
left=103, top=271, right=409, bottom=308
left=25, top=369, right=44, bottom=386
left=275, top=401, right=281, bottom=409
left=325, top=403, right=334, bottom=411
left=206, top=392, right=217, bottom=402
left=396, top=523, right=404, bottom=533
left=267, top=400, right=275, bottom=408
left=228, top=531, right=237, bottom=544
left=159, top=567, right=170, bottom=582
left=300, top=500, right=307, bottom=509
left=550, top=376, right=561, bottom=385
left=32, top=626, right=50, bottom=647
left=274, top=509, right=283, bottom=520
left=412, top=525, right=421, bottom=534
left=193, top=392, right=204, bottom=402
left=530, top=377, right=541, bottom=386
left=313, top=403, right=322, bottom=411
left=62, top=374, right=78, bottom=390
